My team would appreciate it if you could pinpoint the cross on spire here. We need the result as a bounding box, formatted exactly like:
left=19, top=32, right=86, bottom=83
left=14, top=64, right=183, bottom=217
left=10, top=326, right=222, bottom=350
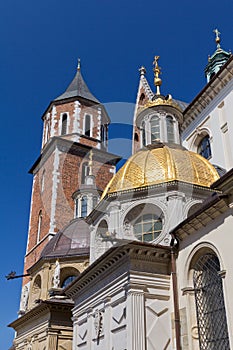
left=213, top=28, right=221, bottom=49
left=153, top=55, right=162, bottom=95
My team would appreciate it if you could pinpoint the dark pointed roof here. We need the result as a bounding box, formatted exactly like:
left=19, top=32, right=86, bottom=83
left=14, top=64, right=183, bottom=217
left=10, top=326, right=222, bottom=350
left=55, top=65, right=100, bottom=103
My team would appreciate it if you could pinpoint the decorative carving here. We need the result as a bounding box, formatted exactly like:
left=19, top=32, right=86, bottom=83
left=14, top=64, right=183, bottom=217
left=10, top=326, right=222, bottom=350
left=123, top=220, right=133, bottom=237
left=53, top=260, right=60, bottom=288
left=94, top=310, right=103, bottom=339
left=19, top=285, right=29, bottom=313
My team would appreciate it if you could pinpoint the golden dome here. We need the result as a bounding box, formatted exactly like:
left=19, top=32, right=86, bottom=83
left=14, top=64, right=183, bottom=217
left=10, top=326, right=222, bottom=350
left=102, top=145, right=219, bottom=197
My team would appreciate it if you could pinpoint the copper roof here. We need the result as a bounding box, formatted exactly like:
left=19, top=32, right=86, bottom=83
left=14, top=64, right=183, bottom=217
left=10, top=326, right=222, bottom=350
left=40, top=218, right=90, bottom=258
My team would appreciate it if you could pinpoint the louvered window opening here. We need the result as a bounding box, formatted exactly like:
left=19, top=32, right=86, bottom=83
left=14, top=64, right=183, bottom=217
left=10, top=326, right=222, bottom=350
left=193, top=253, right=230, bottom=350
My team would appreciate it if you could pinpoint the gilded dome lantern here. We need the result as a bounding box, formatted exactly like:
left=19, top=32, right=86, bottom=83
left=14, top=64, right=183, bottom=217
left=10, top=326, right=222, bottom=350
left=102, top=56, right=219, bottom=198
left=136, top=56, right=184, bottom=148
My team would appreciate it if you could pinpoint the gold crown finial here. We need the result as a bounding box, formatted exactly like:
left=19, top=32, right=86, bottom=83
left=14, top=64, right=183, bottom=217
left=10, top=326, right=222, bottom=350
left=213, top=28, right=221, bottom=49
left=153, top=56, right=162, bottom=95
left=77, top=58, right=81, bottom=71
left=139, top=66, right=146, bottom=76
left=89, top=150, right=93, bottom=176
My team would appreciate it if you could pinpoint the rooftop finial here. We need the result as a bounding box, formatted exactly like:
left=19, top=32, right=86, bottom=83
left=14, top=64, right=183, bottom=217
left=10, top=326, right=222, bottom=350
left=213, top=28, right=221, bottom=49
left=77, top=58, right=81, bottom=71
left=89, top=150, right=93, bottom=176
left=139, top=66, right=146, bottom=76
left=153, top=56, right=162, bottom=95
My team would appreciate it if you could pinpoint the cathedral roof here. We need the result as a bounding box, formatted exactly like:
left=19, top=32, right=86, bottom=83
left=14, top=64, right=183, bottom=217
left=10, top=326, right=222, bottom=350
left=40, top=218, right=90, bottom=259
left=55, top=61, right=100, bottom=103
left=101, top=143, right=219, bottom=197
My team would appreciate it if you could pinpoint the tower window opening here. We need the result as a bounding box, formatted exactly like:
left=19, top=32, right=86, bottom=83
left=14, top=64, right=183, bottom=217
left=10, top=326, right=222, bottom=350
left=134, top=133, right=139, bottom=142
left=81, top=162, right=90, bottom=184
left=193, top=253, right=230, bottom=349
left=150, top=116, right=160, bottom=143
left=61, top=275, right=76, bottom=288
left=198, top=135, right=212, bottom=159
left=133, top=214, right=162, bottom=242
left=85, top=114, right=91, bottom=136
left=37, top=210, right=42, bottom=243
left=166, top=115, right=175, bottom=143
left=61, top=113, right=68, bottom=135
left=93, top=196, right=98, bottom=208
left=81, top=196, right=88, bottom=217
left=75, top=199, right=79, bottom=217
left=142, top=121, right=146, bottom=146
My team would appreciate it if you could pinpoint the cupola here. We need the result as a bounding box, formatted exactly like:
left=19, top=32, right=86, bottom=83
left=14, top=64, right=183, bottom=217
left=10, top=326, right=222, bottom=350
left=205, top=29, right=231, bottom=83
left=135, top=56, right=185, bottom=149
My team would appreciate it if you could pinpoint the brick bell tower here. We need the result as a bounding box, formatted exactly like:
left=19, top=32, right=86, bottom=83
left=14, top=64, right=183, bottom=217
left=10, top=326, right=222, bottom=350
left=23, top=59, right=120, bottom=282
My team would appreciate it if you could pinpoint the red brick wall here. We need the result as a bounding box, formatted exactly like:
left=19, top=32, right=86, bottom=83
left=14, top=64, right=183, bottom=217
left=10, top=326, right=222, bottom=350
left=23, top=147, right=115, bottom=281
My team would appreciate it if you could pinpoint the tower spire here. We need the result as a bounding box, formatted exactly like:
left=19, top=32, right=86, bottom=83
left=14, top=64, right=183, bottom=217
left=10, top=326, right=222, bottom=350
left=204, top=29, right=231, bottom=82
left=153, top=56, right=162, bottom=95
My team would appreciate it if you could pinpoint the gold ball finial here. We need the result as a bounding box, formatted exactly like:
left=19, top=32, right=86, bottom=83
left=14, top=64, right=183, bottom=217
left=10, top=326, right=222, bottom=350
left=153, top=56, right=162, bottom=95
left=213, top=28, right=221, bottom=49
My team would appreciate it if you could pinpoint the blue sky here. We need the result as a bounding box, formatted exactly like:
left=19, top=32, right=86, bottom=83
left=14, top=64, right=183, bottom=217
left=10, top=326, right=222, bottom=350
left=1, top=0, right=233, bottom=348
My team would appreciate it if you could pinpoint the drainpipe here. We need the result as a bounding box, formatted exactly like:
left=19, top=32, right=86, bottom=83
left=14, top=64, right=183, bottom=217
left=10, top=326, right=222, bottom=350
left=170, top=234, right=181, bottom=350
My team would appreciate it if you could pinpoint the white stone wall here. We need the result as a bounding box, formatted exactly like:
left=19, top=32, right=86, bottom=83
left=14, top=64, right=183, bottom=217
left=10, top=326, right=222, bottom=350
left=71, top=254, right=172, bottom=350
left=176, top=208, right=233, bottom=349
left=182, top=80, right=233, bottom=171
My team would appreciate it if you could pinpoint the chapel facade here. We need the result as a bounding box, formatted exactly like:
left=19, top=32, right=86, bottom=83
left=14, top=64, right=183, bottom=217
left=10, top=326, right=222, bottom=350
left=9, top=31, right=233, bottom=350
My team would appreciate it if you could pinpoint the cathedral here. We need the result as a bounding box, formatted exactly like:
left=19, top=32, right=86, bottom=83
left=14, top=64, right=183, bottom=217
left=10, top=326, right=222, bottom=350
left=9, top=31, right=233, bottom=350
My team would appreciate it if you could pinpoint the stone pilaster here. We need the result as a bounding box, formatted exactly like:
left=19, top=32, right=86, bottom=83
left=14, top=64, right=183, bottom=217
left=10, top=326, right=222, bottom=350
left=46, top=328, right=60, bottom=350
left=127, top=291, right=146, bottom=350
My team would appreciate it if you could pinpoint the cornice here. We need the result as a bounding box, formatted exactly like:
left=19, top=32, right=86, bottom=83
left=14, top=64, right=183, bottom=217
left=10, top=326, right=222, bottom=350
left=170, top=194, right=229, bottom=241
left=29, top=137, right=121, bottom=174
left=8, top=299, right=73, bottom=330
left=65, top=242, right=171, bottom=299
left=41, top=96, right=110, bottom=124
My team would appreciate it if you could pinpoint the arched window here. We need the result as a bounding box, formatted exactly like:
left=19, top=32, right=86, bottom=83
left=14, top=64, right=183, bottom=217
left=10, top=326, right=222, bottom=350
left=93, top=196, right=98, bottom=208
left=97, top=220, right=108, bottom=238
left=75, top=199, right=79, bottom=218
left=61, top=113, right=68, bottom=135
left=84, top=114, right=91, bottom=136
left=133, top=214, right=162, bottom=242
left=37, top=210, right=42, bottom=243
left=81, top=196, right=88, bottom=217
left=166, top=115, right=175, bottom=143
left=32, top=275, right=41, bottom=303
left=81, top=162, right=90, bottom=184
left=193, top=253, right=230, bottom=349
left=150, top=116, right=160, bottom=143
left=142, top=121, right=146, bottom=146
left=61, top=275, right=76, bottom=288
left=198, top=135, right=211, bottom=159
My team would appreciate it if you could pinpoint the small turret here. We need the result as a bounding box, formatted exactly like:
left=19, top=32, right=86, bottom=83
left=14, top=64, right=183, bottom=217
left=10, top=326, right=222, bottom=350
left=205, top=29, right=231, bottom=83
